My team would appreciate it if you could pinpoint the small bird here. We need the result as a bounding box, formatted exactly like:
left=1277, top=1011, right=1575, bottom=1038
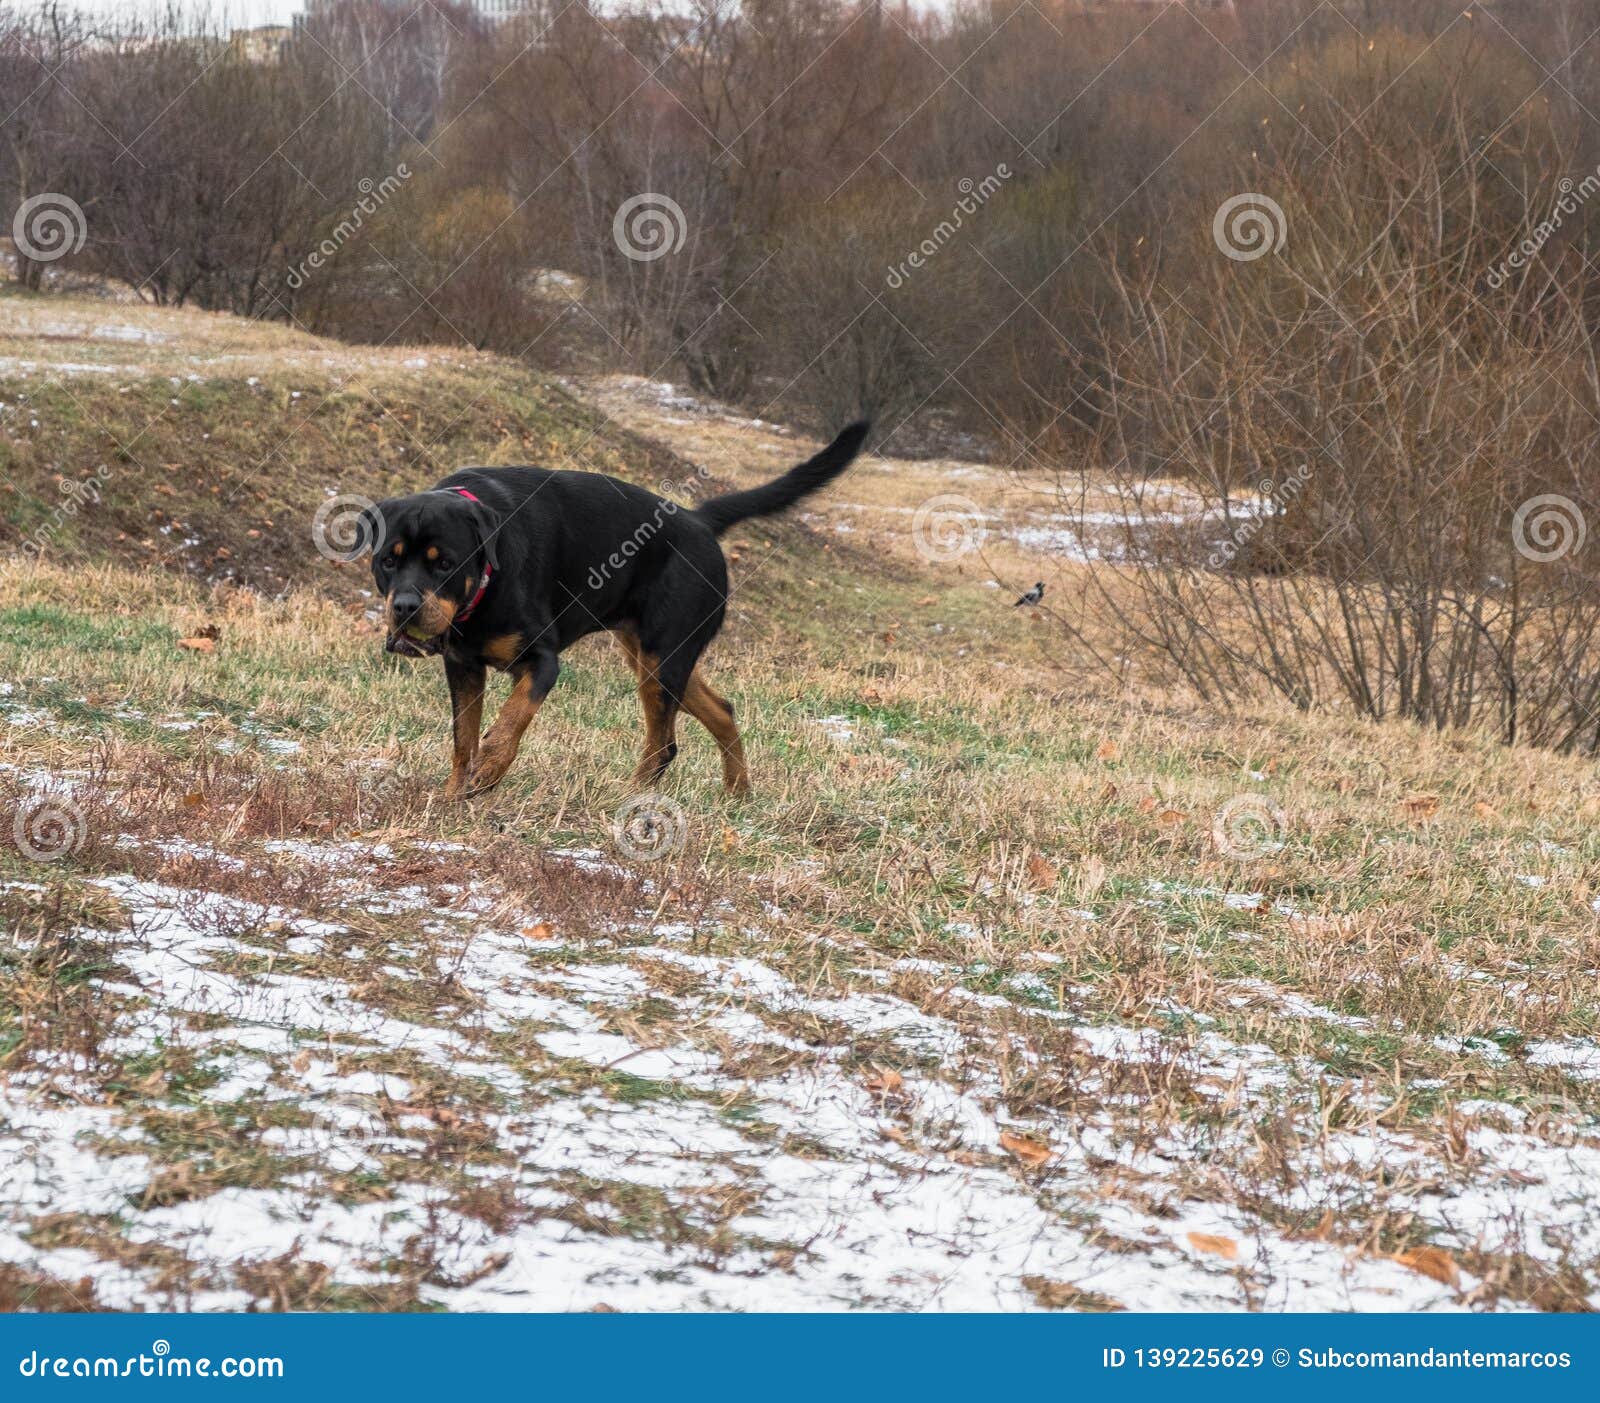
left=1013, top=581, right=1045, bottom=608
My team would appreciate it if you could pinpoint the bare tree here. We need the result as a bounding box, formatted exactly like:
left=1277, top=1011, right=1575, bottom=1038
left=0, top=2, right=92, bottom=288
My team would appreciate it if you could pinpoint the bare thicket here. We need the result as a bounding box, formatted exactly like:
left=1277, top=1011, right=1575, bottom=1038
left=1052, top=32, right=1600, bottom=750
left=10, top=3, right=1600, bottom=746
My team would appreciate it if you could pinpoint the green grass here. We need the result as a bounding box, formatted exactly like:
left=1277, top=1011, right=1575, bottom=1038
left=8, top=296, right=1600, bottom=1310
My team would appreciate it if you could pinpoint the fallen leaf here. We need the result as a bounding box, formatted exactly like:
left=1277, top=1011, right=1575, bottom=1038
left=1076, top=853, right=1108, bottom=901
left=999, top=1130, right=1053, bottom=1166
left=181, top=790, right=204, bottom=810
left=1096, top=739, right=1120, bottom=762
left=1292, top=1208, right=1336, bottom=1242
left=916, top=595, right=937, bottom=606
left=1137, top=795, right=1157, bottom=814
left=1026, top=852, right=1059, bottom=890
left=859, top=686, right=883, bottom=704
left=1022, top=1276, right=1124, bottom=1312
left=1472, top=800, right=1497, bottom=819
left=1391, top=1246, right=1459, bottom=1287
left=521, top=922, right=556, bottom=942
left=1186, top=1232, right=1239, bottom=1260
left=863, top=1066, right=903, bottom=1094
left=176, top=637, right=215, bottom=654
left=721, top=825, right=740, bottom=853
left=1157, top=808, right=1188, bottom=825
left=1401, top=794, right=1440, bottom=820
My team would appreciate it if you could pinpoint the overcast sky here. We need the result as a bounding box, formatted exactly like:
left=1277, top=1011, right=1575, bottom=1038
left=28, top=0, right=825, bottom=28
left=58, top=1, right=307, bottom=27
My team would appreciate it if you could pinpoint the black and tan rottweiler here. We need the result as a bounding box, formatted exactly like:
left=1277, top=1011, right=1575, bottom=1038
left=363, top=422, right=869, bottom=798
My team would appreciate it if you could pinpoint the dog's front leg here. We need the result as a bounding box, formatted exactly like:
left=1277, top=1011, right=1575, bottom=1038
left=467, top=650, right=559, bottom=795
left=443, top=657, right=486, bottom=800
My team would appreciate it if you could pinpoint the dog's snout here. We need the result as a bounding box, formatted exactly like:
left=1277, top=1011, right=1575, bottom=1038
left=390, top=589, right=423, bottom=620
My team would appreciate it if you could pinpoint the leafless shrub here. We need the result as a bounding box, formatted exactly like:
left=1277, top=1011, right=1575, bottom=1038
left=1053, top=34, right=1600, bottom=750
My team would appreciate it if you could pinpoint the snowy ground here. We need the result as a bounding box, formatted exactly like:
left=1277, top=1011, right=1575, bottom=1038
left=4, top=792, right=1598, bottom=1311
left=574, top=373, right=1271, bottom=573
left=4, top=324, right=1599, bottom=1311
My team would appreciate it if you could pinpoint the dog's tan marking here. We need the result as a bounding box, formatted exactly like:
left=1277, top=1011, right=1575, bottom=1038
left=424, top=590, right=455, bottom=624
left=426, top=545, right=440, bottom=562
left=682, top=668, right=750, bottom=795
left=444, top=673, right=485, bottom=800
left=614, top=629, right=679, bottom=785
left=613, top=630, right=750, bottom=794
left=391, top=540, right=404, bottom=557
left=387, top=589, right=455, bottom=643
left=467, top=672, right=544, bottom=793
left=482, top=633, right=524, bottom=669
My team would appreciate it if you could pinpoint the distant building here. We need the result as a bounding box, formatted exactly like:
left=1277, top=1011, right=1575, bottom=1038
left=472, top=0, right=533, bottom=20
left=291, top=0, right=534, bottom=29
left=229, top=26, right=292, bottom=65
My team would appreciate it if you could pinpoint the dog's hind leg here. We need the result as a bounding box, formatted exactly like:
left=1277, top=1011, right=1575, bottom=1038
left=444, top=657, right=486, bottom=800
left=467, top=648, right=558, bottom=795
left=615, top=630, right=681, bottom=785
left=680, top=668, right=749, bottom=795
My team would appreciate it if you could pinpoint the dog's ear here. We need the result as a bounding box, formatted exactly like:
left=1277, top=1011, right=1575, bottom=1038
left=463, top=497, right=501, bottom=575
left=358, top=500, right=390, bottom=561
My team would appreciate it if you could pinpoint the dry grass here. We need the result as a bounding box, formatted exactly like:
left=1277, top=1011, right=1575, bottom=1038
left=3, top=298, right=1600, bottom=1311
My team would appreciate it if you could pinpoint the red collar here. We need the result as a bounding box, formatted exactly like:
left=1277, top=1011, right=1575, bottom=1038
left=450, top=486, right=493, bottom=625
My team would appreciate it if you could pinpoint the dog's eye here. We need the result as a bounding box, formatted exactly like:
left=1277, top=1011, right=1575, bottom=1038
left=378, top=556, right=395, bottom=573
left=434, top=557, right=452, bottom=573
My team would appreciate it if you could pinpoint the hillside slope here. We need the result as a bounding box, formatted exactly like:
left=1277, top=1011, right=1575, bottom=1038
left=3, top=295, right=1600, bottom=1313
left=0, top=294, right=692, bottom=594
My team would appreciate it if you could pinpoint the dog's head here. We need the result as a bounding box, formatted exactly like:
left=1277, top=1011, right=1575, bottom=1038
left=364, top=490, right=500, bottom=658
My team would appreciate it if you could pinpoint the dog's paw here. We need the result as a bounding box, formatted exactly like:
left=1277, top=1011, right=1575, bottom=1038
left=465, top=745, right=514, bottom=795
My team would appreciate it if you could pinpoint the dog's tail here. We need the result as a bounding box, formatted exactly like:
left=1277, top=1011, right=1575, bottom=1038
left=693, top=421, right=870, bottom=537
